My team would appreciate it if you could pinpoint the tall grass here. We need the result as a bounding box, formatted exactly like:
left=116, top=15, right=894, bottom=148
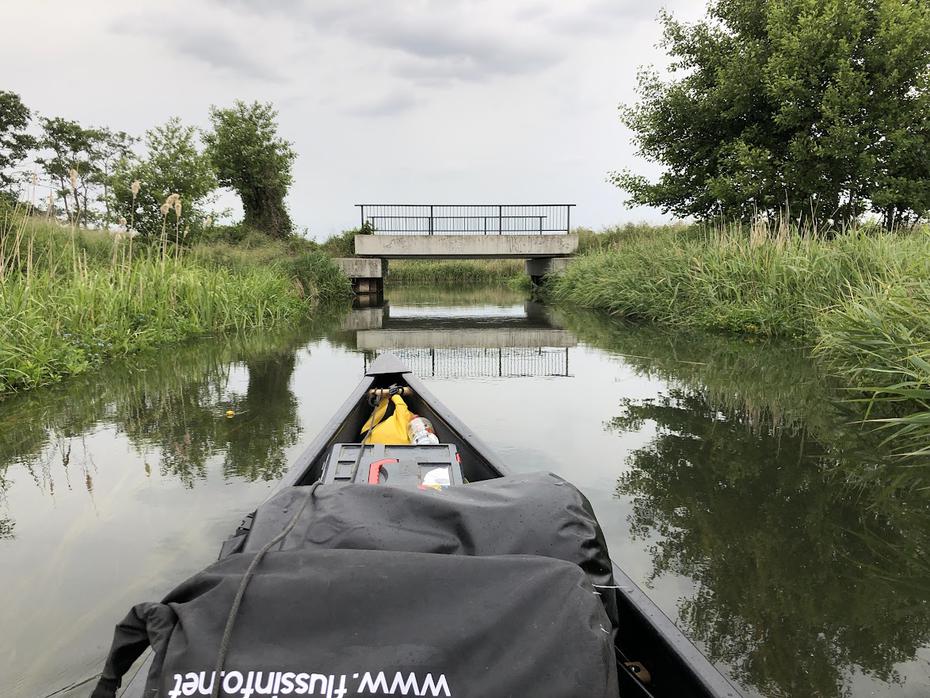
left=0, top=214, right=349, bottom=394
left=814, top=281, right=930, bottom=458
left=550, top=223, right=930, bottom=455
left=387, top=259, right=524, bottom=285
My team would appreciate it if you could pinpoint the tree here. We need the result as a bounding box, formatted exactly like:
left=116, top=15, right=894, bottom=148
left=0, top=91, right=36, bottom=196
left=111, top=118, right=216, bottom=239
left=615, top=0, right=930, bottom=230
left=36, top=117, right=102, bottom=225
left=89, top=128, right=135, bottom=228
left=204, top=101, right=296, bottom=238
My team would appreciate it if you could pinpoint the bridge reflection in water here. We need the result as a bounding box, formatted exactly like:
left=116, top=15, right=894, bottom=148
left=346, top=300, right=576, bottom=379
left=364, top=347, right=571, bottom=379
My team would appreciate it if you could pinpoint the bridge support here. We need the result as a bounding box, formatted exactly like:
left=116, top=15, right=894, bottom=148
left=525, top=257, right=571, bottom=285
left=333, top=257, right=387, bottom=295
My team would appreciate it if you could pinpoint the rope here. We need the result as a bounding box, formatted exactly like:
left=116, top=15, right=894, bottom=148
left=209, top=480, right=320, bottom=698
left=43, top=673, right=101, bottom=697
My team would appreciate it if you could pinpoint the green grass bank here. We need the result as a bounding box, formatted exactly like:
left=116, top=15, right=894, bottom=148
left=387, top=259, right=525, bottom=285
left=549, top=223, right=930, bottom=456
left=0, top=215, right=350, bottom=395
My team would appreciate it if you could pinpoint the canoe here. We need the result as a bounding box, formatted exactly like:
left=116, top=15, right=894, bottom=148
left=120, top=353, right=740, bottom=698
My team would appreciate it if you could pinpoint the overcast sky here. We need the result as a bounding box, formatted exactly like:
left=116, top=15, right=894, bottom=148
left=2, top=0, right=707, bottom=239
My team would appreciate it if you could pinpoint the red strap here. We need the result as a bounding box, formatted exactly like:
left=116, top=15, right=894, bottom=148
left=367, top=458, right=398, bottom=484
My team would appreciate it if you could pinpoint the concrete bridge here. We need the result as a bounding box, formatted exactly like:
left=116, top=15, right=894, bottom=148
left=334, top=204, right=577, bottom=293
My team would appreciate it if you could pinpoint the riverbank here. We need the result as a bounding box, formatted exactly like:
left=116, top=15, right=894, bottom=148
left=386, top=259, right=525, bottom=285
left=0, top=215, right=350, bottom=394
left=549, top=224, right=930, bottom=452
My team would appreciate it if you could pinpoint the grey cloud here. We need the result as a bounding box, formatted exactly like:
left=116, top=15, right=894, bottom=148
left=361, top=22, right=562, bottom=81
left=217, top=0, right=564, bottom=83
left=368, top=23, right=560, bottom=74
left=345, top=91, right=420, bottom=117
left=512, top=3, right=552, bottom=22
left=111, top=16, right=284, bottom=82
left=546, top=0, right=663, bottom=37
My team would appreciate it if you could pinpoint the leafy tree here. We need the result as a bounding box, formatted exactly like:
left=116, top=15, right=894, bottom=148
left=111, top=118, right=216, bottom=239
left=0, top=91, right=36, bottom=196
left=89, top=128, right=135, bottom=228
left=36, top=117, right=102, bottom=225
left=616, top=0, right=930, bottom=229
left=204, top=101, right=296, bottom=238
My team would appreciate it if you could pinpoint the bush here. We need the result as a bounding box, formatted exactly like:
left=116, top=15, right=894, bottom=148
left=273, top=251, right=351, bottom=303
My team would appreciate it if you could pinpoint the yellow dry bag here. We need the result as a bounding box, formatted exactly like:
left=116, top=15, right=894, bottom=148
left=361, top=394, right=412, bottom=445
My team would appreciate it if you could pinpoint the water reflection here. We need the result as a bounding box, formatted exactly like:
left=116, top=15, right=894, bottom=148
left=0, top=310, right=347, bottom=524
left=341, top=288, right=577, bottom=379
left=562, top=311, right=930, bottom=698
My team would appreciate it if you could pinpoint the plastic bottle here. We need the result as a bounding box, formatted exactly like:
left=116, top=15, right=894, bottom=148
left=407, top=415, right=439, bottom=445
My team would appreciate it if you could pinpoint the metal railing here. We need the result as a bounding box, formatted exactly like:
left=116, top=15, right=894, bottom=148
left=363, top=347, right=571, bottom=379
left=356, top=204, right=574, bottom=235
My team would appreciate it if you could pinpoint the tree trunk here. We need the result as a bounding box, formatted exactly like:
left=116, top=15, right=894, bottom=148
left=57, top=176, right=71, bottom=219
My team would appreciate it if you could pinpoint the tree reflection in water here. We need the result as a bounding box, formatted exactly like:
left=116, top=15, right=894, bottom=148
left=0, top=306, right=347, bottom=504
left=570, top=311, right=930, bottom=698
left=118, top=344, right=302, bottom=486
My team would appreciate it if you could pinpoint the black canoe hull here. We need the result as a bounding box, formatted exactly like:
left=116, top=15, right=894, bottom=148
left=120, top=354, right=740, bottom=698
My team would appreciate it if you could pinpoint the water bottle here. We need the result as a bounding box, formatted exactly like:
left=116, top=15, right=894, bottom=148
left=408, top=415, right=439, bottom=445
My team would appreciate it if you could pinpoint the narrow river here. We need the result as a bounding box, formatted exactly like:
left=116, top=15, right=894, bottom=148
left=1, top=285, right=928, bottom=698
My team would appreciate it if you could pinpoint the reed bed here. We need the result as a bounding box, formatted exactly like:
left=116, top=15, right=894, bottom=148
left=550, top=223, right=930, bottom=455
left=387, top=259, right=524, bottom=285
left=0, top=215, right=349, bottom=394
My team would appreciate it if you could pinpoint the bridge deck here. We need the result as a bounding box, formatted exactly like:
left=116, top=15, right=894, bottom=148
left=354, top=233, right=578, bottom=259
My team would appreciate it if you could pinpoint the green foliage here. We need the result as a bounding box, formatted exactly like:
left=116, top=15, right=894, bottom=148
left=388, top=259, right=524, bottom=285
left=318, top=227, right=360, bottom=257
left=192, top=230, right=350, bottom=303
left=317, top=223, right=377, bottom=257
left=617, top=0, right=930, bottom=229
left=36, top=117, right=101, bottom=225
left=274, top=251, right=352, bottom=303
left=814, top=282, right=930, bottom=457
left=88, top=127, right=135, bottom=227
left=575, top=222, right=695, bottom=254
left=550, top=223, right=930, bottom=455
left=35, top=118, right=136, bottom=227
left=385, top=284, right=527, bottom=308
left=0, top=91, right=35, bottom=194
left=0, top=215, right=346, bottom=394
left=204, top=101, right=296, bottom=238
left=111, top=118, right=217, bottom=240
left=551, top=224, right=930, bottom=338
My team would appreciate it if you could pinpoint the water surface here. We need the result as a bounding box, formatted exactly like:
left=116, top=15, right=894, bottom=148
left=1, top=286, right=928, bottom=698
